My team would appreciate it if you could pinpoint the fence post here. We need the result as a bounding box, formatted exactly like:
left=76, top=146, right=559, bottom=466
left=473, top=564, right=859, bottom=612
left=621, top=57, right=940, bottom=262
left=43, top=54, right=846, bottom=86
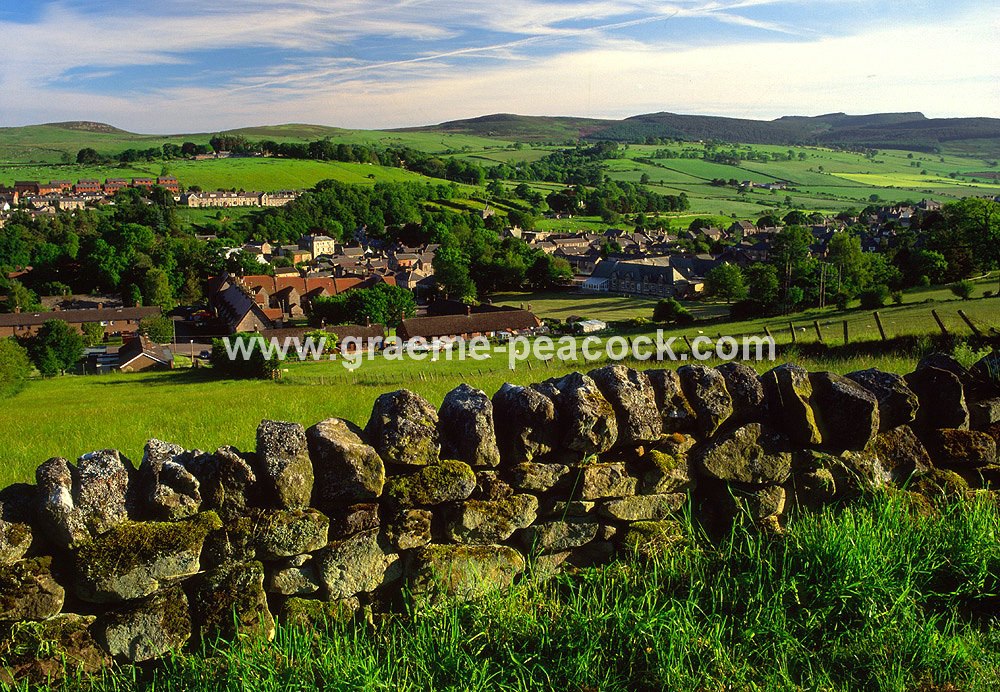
left=873, top=312, right=887, bottom=341
left=957, top=310, right=983, bottom=337
left=788, top=322, right=797, bottom=344
left=843, top=320, right=849, bottom=345
left=813, top=320, right=823, bottom=343
left=931, top=309, right=948, bottom=336
left=764, top=326, right=774, bottom=342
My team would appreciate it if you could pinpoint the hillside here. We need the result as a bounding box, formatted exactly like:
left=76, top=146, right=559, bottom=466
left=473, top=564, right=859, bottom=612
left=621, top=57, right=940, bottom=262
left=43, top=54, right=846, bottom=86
left=415, top=111, right=1000, bottom=154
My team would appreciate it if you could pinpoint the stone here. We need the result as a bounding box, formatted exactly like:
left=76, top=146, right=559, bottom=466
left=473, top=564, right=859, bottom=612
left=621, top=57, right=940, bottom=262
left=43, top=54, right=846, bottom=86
left=678, top=365, right=734, bottom=438
left=846, top=369, right=919, bottom=431
left=0, top=556, right=64, bottom=621
left=870, top=426, right=932, bottom=484
left=970, top=398, right=1000, bottom=431
left=280, top=597, right=360, bottom=628
left=138, top=440, right=201, bottom=522
left=760, top=364, right=822, bottom=445
left=621, top=520, right=685, bottom=560
left=256, top=420, right=314, bottom=510
left=233, top=508, right=329, bottom=560
left=328, top=503, right=381, bottom=540
left=35, top=450, right=134, bottom=549
left=188, top=561, right=275, bottom=642
left=546, top=372, right=618, bottom=457
left=508, top=462, right=570, bottom=493
left=737, top=485, right=786, bottom=521
left=0, top=614, right=106, bottom=684
left=307, top=418, right=385, bottom=509
left=923, top=429, right=997, bottom=469
left=95, top=586, right=190, bottom=664
left=577, top=463, right=637, bottom=500
left=184, top=446, right=256, bottom=521
left=716, top=362, right=765, bottom=423
left=692, top=423, right=792, bottom=485
left=588, top=365, right=661, bottom=445
left=407, top=544, right=525, bottom=600
left=447, top=495, right=538, bottom=544
left=384, top=460, right=477, bottom=507
left=71, top=512, right=221, bottom=603
left=909, top=468, right=970, bottom=502
left=385, top=509, right=433, bottom=550
left=492, top=383, right=560, bottom=464
left=266, top=555, right=322, bottom=596
left=364, top=390, right=440, bottom=467
left=521, top=519, right=598, bottom=554
left=797, top=449, right=889, bottom=501
left=809, top=371, right=880, bottom=450
left=788, top=467, right=837, bottom=510
left=438, top=384, right=501, bottom=468
left=598, top=494, right=685, bottom=521
left=905, top=366, right=969, bottom=430
left=474, top=471, right=513, bottom=500
left=0, top=484, right=34, bottom=566
left=316, top=528, right=401, bottom=600
left=640, top=449, right=695, bottom=494
left=917, top=352, right=970, bottom=385
left=541, top=500, right=596, bottom=518
left=645, top=368, right=698, bottom=433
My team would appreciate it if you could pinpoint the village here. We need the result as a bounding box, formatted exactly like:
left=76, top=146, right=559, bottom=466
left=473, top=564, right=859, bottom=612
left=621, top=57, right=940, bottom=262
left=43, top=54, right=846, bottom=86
left=0, top=173, right=961, bottom=377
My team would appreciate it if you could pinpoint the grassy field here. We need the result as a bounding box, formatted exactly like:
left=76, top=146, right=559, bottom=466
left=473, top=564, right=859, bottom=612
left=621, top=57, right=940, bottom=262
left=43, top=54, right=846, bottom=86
left=21, top=492, right=1000, bottom=690
left=2, top=291, right=997, bottom=487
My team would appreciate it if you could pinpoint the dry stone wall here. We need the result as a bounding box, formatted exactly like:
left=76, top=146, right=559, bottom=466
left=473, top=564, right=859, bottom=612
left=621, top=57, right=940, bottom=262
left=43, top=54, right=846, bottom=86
left=2, top=351, right=1000, bottom=679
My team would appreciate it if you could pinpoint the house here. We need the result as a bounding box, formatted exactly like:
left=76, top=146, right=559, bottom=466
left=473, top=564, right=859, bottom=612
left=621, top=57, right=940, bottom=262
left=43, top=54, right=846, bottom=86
left=156, top=176, right=180, bottom=193
left=209, top=278, right=283, bottom=333
left=118, top=335, right=174, bottom=372
left=728, top=220, right=757, bottom=237
left=583, top=256, right=716, bottom=298
left=103, top=178, right=129, bottom=194
left=74, top=179, right=102, bottom=195
left=131, top=178, right=155, bottom=189
left=13, top=181, right=40, bottom=196
left=279, top=245, right=312, bottom=264
left=0, top=305, right=161, bottom=338
left=260, top=191, right=299, bottom=207
left=261, top=323, right=387, bottom=351
left=54, top=196, right=88, bottom=211
left=299, top=234, right=337, bottom=260
left=397, top=310, right=542, bottom=342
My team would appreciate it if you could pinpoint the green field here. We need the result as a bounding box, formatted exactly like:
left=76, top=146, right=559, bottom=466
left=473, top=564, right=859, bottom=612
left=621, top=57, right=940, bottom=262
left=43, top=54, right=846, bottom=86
left=2, top=282, right=997, bottom=488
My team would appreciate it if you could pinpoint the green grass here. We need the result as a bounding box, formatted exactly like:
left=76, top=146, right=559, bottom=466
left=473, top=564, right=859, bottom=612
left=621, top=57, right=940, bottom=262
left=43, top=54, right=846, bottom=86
left=490, top=289, right=729, bottom=322
left=1, top=283, right=997, bottom=487
left=23, top=492, right=1000, bottom=690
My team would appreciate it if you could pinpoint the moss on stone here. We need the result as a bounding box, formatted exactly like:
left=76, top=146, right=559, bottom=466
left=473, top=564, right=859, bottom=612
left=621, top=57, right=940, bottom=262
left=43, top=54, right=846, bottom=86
left=73, top=511, right=221, bottom=590
left=384, top=460, right=476, bottom=507
left=622, top=520, right=686, bottom=560
left=189, top=561, right=275, bottom=642
left=280, top=597, right=359, bottom=629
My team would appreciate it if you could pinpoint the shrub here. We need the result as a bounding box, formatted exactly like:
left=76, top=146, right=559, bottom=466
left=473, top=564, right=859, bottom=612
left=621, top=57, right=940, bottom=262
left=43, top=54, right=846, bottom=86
left=950, top=280, right=975, bottom=300
left=653, top=298, right=693, bottom=324
left=210, top=334, right=280, bottom=380
left=729, top=299, right=766, bottom=321
left=859, top=285, right=889, bottom=310
left=891, top=290, right=904, bottom=305
left=0, top=338, right=32, bottom=398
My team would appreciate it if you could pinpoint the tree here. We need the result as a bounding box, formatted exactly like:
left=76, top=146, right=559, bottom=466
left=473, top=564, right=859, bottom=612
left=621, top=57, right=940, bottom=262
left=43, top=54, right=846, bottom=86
left=705, top=263, right=748, bottom=303
left=745, top=263, right=780, bottom=308
left=859, top=285, right=889, bottom=309
left=950, top=280, right=975, bottom=300
left=81, top=322, right=105, bottom=347
left=3, top=281, right=40, bottom=314
left=76, top=147, right=101, bottom=164
left=433, top=246, right=476, bottom=301
left=0, top=337, right=32, bottom=398
left=142, top=268, right=176, bottom=311
left=25, top=320, right=84, bottom=376
left=139, top=315, right=175, bottom=343
left=653, top=297, right=693, bottom=324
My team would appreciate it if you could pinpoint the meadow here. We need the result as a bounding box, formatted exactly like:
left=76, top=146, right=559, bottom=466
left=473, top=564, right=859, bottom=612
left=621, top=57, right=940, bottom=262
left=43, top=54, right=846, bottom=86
left=17, top=492, right=1000, bottom=690
left=1, top=282, right=996, bottom=488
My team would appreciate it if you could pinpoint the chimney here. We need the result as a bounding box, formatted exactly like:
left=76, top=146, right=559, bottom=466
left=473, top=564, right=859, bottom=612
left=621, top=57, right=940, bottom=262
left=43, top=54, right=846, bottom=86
left=365, top=316, right=371, bottom=328
left=466, top=305, right=472, bottom=316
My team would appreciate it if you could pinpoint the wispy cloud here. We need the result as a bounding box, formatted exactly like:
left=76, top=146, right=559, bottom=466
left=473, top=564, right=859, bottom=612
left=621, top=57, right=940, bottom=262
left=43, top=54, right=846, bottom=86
left=0, top=1, right=995, bottom=131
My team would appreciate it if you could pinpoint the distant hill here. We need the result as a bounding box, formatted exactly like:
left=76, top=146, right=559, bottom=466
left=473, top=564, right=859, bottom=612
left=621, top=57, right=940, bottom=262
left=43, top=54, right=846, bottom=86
left=411, top=111, right=1000, bottom=153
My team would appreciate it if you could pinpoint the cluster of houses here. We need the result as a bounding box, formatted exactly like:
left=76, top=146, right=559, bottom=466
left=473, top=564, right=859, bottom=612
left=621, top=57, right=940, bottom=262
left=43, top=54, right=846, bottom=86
left=0, top=177, right=301, bottom=228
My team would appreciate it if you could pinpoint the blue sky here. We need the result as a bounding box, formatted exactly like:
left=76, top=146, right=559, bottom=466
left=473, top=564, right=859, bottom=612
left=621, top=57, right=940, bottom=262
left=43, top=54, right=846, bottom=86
left=0, top=0, right=996, bottom=132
